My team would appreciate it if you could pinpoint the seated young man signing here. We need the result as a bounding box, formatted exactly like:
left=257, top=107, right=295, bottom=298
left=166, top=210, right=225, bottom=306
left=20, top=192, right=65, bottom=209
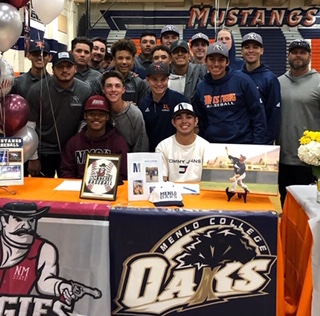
left=60, top=95, right=128, bottom=181
left=156, top=102, right=209, bottom=182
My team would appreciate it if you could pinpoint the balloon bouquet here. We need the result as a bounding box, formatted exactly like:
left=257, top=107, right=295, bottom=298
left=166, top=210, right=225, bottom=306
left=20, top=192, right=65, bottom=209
left=0, top=0, right=65, bottom=162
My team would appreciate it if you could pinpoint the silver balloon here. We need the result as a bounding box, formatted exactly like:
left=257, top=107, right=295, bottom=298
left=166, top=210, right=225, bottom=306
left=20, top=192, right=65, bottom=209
left=0, top=3, right=23, bottom=52
left=14, top=125, right=39, bottom=162
left=0, top=57, right=14, bottom=98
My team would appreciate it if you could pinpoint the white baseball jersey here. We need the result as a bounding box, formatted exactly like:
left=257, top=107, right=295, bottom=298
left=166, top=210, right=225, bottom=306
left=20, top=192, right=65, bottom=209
left=156, top=135, right=209, bottom=182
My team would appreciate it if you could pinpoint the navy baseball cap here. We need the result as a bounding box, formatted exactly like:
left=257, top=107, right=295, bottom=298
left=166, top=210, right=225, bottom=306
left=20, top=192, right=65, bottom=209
left=52, top=51, right=75, bottom=67
left=289, top=39, right=311, bottom=52
left=29, top=40, right=50, bottom=54
left=160, top=25, right=179, bottom=37
left=206, top=42, right=229, bottom=58
left=242, top=32, right=263, bottom=47
left=190, top=33, right=209, bottom=46
left=170, top=40, right=189, bottom=53
left=146, top=62, right=170, bottom=77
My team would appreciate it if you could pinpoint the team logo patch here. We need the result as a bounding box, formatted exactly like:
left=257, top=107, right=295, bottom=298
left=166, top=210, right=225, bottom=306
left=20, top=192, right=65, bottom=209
left=113, top=214, right=276, bottom=315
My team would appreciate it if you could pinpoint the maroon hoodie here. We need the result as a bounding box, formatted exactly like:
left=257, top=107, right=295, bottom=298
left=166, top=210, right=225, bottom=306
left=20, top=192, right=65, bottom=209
left=60, top=125, right=128, bottom=181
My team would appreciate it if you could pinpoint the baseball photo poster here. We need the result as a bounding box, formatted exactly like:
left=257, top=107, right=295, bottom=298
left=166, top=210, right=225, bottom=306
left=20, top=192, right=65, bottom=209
left=0, top=137, right=24, bottom=186
left=202, top=144, right=280, bottom=195
left=127, top=152, right=163, bottom=201
left=80, top=153, right=121, bottom=200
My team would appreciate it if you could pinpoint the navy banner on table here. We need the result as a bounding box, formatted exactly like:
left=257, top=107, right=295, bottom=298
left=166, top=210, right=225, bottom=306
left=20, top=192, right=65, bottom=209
left=110, top=208, right=278, bottom=316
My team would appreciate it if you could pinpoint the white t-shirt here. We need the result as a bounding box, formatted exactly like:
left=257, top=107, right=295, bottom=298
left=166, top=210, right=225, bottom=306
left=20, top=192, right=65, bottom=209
left=155, top=134, right=209, bottom=182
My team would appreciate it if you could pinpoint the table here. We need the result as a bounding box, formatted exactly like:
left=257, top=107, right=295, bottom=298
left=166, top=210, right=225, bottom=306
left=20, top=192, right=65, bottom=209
left=281, top=185, right=320, bottom=316
left=0, top=177, right=284, bottom=316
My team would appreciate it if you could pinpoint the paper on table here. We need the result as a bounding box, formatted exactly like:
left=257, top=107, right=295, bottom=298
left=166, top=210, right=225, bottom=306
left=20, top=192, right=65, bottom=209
left=175, top=183, right=200, bottom=195
left=54, top=180, right=82, bottom=191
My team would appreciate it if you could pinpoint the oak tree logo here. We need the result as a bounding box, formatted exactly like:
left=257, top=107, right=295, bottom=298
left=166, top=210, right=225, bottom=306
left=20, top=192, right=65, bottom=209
left=113, top=215, right=276, bottom=315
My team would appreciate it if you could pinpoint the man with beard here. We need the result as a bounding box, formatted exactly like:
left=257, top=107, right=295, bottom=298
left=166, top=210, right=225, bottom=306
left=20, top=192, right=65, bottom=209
left=276, top=39, right=320, bottom=206
left=26, top=51, right=92, bottom=178
left=0, top=202, right=75, bottom=303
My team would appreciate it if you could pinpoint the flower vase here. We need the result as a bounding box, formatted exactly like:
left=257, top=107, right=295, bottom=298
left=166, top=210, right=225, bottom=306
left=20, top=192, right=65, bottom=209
left=312, top=167, right=320, bottom=204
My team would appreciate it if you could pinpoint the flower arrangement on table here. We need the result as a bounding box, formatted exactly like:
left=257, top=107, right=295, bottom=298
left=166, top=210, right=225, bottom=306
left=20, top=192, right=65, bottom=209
left=298, top=130, right=320, bottom=203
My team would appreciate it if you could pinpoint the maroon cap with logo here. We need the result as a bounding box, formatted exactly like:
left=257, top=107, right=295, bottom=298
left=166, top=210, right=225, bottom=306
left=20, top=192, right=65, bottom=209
left=85, top=95, right=110, bottom=112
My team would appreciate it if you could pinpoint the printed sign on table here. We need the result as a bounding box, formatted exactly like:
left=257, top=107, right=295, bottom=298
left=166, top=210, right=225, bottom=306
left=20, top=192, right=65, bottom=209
left=0, top=137, right=24, bottom=186
left=127, top=152, right=163, bottom=201
left=110, top=207, right=278, bottom=316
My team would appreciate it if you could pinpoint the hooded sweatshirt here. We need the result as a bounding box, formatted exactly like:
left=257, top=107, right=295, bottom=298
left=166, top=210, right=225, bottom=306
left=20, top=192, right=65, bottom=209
left=276, top=69, right=320, bottom=165
left=60, top=125, right=128, bottom=180
left=193, top=67, right=267, bottom=144
left=241, top=63, right=281, bottom=144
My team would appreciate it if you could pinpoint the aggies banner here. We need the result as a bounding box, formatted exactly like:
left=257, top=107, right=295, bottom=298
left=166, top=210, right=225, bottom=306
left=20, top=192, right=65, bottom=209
left=110, top=208, right=278, bottom=316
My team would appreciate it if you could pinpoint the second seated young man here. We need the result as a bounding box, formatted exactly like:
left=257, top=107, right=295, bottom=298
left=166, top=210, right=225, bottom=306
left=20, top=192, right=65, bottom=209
left=139, top=62, right=188, bottom=152
left=60, top=95, right=128, bottom=181
left=156, top=102, right=209, bottom=182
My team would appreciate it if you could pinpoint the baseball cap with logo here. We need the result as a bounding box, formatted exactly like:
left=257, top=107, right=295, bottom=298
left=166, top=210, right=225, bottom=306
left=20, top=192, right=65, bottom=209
left=190, top=33, right=210, bottom=46
left=206, top=42, right=229, bottom=58
left=149, top=182, right=184, bottom=207
left=241, top=32, right=263, bottom=47
left=85, top=95, right=110, bottom=112
left=173, top=102, right=196, bottom=118
left=160, top=25, right=179, bottom=37
left=170, top=40, right=189, bottom=53
left=146, top=62, right=170, bottom=77
left=289, top=39, right=311, bottom=53
left=29, top=40, right=50, bottom=54
left=52, top=51, right=75, bottom=67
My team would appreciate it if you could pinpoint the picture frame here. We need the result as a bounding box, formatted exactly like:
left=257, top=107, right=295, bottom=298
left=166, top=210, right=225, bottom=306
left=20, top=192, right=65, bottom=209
left=202, top=143, right=280, bottom=196
left=80, top=153, right=121, bottom=201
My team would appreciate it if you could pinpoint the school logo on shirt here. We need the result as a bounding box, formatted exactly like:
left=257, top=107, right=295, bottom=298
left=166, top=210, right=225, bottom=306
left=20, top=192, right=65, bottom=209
left=70, top=96, right=82, bottom=107
left=204, top=93, right=236, bottom=107
left=162, top=104, right=170, bottom=111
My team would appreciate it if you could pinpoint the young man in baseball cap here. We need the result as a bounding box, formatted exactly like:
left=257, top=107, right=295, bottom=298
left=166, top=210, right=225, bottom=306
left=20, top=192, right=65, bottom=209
left=140, top=62, right=188, bottom=152
left=156, top=102, right=209, bottom=182
left=11, top=40, right=51, bottom=99
left=60, top=95, right=128, bottom=181
left=190, top=32, right=209, bottom=65
left=169, top=39, right=206, bottom=102
left=160, top=25, right=179, bottom=48
left=241, top=32, right=280, bottom=145
left=193, top=41, right=267, bottom=144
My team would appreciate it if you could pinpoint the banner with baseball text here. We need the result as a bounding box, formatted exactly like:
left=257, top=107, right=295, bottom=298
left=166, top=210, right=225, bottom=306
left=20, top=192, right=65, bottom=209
left=110, top=208, right=278, bottom=316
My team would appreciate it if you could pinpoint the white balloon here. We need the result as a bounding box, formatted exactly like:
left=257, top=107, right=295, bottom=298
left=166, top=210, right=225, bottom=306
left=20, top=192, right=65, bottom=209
left=14, top=126, right=39, bottom=162
left=32, top=0, right=65, bottom=25
left=0, top=57, right=14, bottom=98
left=0, top=3, right=22, bottom=52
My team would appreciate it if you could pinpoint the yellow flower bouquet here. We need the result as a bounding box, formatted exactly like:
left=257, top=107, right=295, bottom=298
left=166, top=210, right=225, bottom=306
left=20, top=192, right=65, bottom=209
left=298, top=130, right=320, bottom=203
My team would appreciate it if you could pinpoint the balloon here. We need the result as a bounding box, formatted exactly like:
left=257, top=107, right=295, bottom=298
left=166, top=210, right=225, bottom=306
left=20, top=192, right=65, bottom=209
left=0, top=3, right=22, bottom=52
left=0, top=57, right=14, bottom=99
left=32, top=0, right=64, bottom=25
left=14, top=125, right=38, bottom=162
left=0, top=94, right=30, bottom=136
left=10, top=0, right=29, bottom=9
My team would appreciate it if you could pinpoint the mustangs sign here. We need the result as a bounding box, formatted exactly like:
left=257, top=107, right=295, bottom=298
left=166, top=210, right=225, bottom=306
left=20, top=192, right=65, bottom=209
left=110, top=208, right=278, bottom=315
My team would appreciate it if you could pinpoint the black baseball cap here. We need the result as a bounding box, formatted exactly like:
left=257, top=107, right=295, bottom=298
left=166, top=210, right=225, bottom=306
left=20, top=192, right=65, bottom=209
left=146, top=62, right=170, bottom=77
left=289, top=39, right=311, bottom=52
left=52, top=51, right=75, bottom=67
left=170, top=40, right=189, bottom=53
left=29, top=40, right=50, bottom=54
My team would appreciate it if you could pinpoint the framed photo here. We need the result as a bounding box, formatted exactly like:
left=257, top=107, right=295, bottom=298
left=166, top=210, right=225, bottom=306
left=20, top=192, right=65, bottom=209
left=80, top=153, right=121, bottom=201
left=202, top=143, right=280, bottom=196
